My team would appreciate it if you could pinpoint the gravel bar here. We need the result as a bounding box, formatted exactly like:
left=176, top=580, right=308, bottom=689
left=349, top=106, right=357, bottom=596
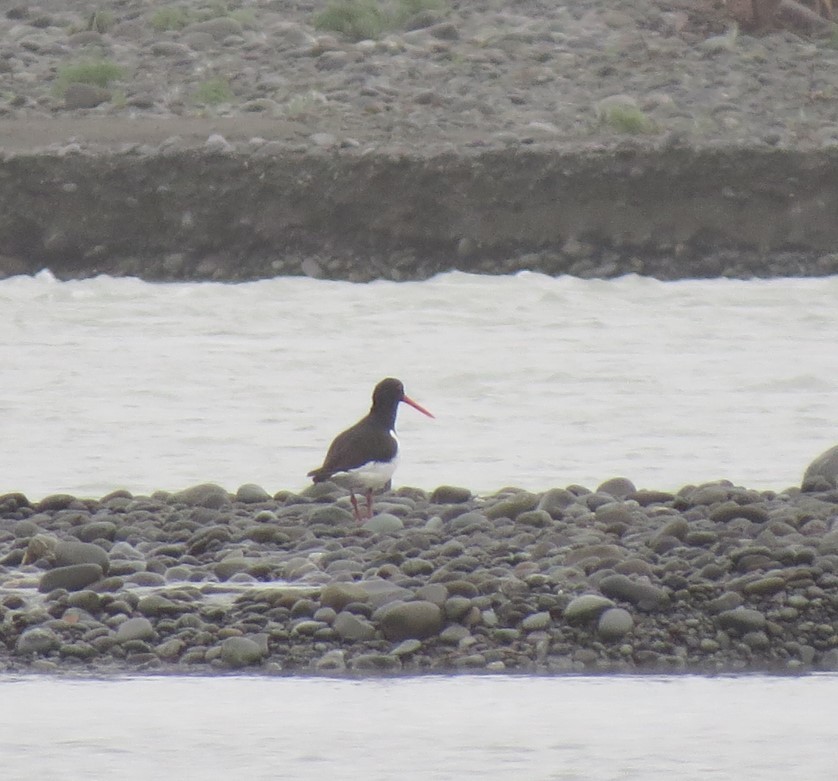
left=1, top=445, right=837, bottom=676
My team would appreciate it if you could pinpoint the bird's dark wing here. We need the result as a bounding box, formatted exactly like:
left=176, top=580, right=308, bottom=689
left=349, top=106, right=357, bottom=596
left=307, top=420, right=397, bottom=482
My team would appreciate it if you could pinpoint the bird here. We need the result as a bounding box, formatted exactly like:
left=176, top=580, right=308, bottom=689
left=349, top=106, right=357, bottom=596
left=307, top=378, right=434, bottom=523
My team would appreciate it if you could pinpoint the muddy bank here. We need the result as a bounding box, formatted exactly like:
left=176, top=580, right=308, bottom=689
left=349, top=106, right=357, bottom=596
left=2, top=135, right=838, bottom=282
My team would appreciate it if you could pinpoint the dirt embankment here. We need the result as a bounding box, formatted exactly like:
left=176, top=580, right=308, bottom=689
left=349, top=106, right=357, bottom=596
left=2, top=129, right=838, bottom=282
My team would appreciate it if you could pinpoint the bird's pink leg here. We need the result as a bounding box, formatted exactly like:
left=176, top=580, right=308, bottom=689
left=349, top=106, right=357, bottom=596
left=365, top=488, right=374, bottom=519
left=349, top=492, right=364, bottom=524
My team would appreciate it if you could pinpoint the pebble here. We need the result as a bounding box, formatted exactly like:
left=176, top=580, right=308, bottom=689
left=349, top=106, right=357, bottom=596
left=597, top=608, right=634, bottom=640
left=54, top=540, right=110, bottom=574
left=38, top=563, right=103, bottom=593
left=564, top=594, right=615, bottom=623
left=219, top=636, right=266, bottom=668
left=115, top=617, right=156, bottom=643
left=379, top=601, right=443, bottom=641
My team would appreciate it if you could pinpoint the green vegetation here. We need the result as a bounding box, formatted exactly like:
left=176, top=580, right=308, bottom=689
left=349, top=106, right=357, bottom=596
left=393, top=0, right=446, bottom=21
left=193, top=78, right=234, bottom=105
left=599, top=104, right=655, bottom=135
left=284, top=90, right=327, bottom=118
left=149, top=6, right=191, bottom=31
left=314, top=0, right=446, bottom=41
left=86, top=9, right=115, bottom=33
left=228, top=8, right=258, bottom=28
left=150, top=3, right=257, bottom=31
left=314, top=0, right=386, bottom=41
left=53, top=59, right=124, bottom=96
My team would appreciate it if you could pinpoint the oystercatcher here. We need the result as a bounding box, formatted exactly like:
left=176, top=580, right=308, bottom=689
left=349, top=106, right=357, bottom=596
left=307, top=378, right=434, bottom=523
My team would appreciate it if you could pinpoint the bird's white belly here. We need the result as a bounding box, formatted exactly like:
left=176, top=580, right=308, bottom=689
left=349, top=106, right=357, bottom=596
left=333, top=455, right=399, bottom=491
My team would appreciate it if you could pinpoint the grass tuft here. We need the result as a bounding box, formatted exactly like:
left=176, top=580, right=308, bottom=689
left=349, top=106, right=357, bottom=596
left=53, top=59, right=124, bottom=96
left=314, top=0, right=447, bottom=41
left=600, top=104, right=655, bottom=135
left=150, top=6, right=191, bottom=31
left=193, top=78, right=234, bottom=105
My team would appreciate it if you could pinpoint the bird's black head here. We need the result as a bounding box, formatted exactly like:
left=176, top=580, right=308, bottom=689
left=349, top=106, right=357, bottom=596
left=370, top=378, right=434, bottom=422
left=372, top=377, right=405, bottom=408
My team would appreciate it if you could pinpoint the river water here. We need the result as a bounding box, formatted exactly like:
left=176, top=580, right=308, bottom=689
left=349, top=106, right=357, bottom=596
left=0, top=673, right=836, bottom=780
left=1, top=270, right=837, bottom=498
left=1, top=270, right=837, bottom=778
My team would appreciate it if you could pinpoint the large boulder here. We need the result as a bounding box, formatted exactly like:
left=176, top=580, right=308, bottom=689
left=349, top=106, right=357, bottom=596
left=802, top=445, right=838, bottom=491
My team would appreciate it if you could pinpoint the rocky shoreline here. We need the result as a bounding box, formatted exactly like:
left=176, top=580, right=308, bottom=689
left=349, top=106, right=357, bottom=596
left=2, top=1, right=838, bottom=280
left=1, top=456, right=837, bottom=676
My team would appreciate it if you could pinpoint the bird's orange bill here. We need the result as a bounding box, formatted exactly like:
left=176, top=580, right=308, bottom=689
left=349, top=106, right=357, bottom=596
left=402, top=395, right=435, bottom=419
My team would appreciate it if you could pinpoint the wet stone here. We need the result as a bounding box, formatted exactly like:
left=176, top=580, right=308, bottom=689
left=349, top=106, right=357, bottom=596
left=598, top=607, right=634, bottom=640
left=39, top=563, right=103, bottom=593
left=717, top=607, right=766, bottom=634
left=379, top=600, right=443, bottom=641
left=564, top=594, right=615, bottom=623
left=537, top=488, right=578, bottom=516
left=16, top=627, right=60, bottom=655
left=485, top=492, right=539, bottom=520
left=115, top=616, right=156, bottom=643
left=54, top=540, right=110, bottom=574
left=349, top=653, right=402, bottom=673
left=333, top=611, right=376, bottom=641
left=599, top=574, right=669, bottom=611
left=75, top=521, right=117, bottom=542
left=235, top=483, right=271, bottom=503
left=430, top=485, right=472, bottom=503
left=362, top=513, right=404, bottom=533
left=320, top=582, right=369, bottom=611
left=174, top=483, right=231, bottom=508
left=219, top=636, right=265, bottom=668
left=521, top=611, right=551, bottom=631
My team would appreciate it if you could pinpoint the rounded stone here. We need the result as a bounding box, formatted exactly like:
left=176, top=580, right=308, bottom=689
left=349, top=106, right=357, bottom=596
left=717, top=607, right=767, bottom=634
left=235, top=483, right=271, bottom=503
left=333, top=611, right=376, bottom=641
left=802, top=444, right=838, bottom=490
left=743, top=576, right=786, bottom=596
left=596, top=477, right=637, bottom=498
left=444, top=596, right=472, bottom=621
left=137, top=594, right=181, bottom=617
left=597, top=607, right=634, bottom=640
left=16, top=627, right=60, bottom=655
left=379, top=600, right=443, bottom=641
left=115, top=616, right=156, bottom=643
left=515, top=510, right=553, bottom=528
left=75, top=521, right=118, bottom=543
left=415, top=583, right=448, bottom=605
left=320, top=582, right=369, bottom=611
left=430, top=485, right=472, bottom=503
left=219, top=636, right=265, bottom=667
left=22, top=533, right=58, bottom=563
left=314, top=649, right=347, bottom=671
left=485, top=492, right=539, bottom=520
left=173, top=483, right=231, bottom=508
left=37, top=494, right=79, bottom=511
left=521, top=611, right=552, bottom=631
left=309, top=505, right=355, bottom=524
left=39, top=563, right=103, bottom=593
left=598, top=574, right=669, bottom=611
left=564, top=594, right=615, bottom=623
left=54, top=540, right=110, bottom=575
left=362, top=513, right=404, bottom=533
left=537, top=488, right=578, bottom=516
